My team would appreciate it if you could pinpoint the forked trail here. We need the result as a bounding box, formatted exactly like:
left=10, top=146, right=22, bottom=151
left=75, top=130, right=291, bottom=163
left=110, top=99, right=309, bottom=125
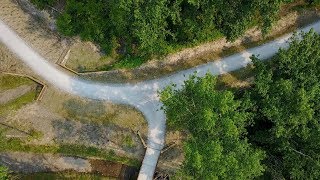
left=1, top=19, right=319, bottom=180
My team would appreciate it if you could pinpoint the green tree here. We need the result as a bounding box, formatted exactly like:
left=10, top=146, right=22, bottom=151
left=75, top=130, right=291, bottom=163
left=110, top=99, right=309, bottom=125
left=160, top=74, right=265, bottom=179
left=246, top=30, right=320, bottom=179
left=39, top=0, right=294, bottom=62
left=307, top=0, right=320, bottom=5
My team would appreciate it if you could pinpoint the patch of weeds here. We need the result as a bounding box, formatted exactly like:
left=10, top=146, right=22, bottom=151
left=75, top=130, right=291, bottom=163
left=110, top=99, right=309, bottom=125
left=0, top=131, right=140, bottom=167
left=0, top=91, right=37, bottom=115
left=27, top=129, right=44, bottom=141
left=99, top=56, right=147, bottom=71
left=121, top=135, right=136, bottom=149
left=77, top=65, right=87, bottom=73
left=0, top=75, right=33, bottom=91
left=0, top=165, right=11, bottom=179
left=62, top=99, right=110, bottom=124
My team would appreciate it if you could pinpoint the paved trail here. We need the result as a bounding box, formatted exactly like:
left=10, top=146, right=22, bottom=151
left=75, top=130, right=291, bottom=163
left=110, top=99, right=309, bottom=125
left=1, top=19, right=320, bottom=179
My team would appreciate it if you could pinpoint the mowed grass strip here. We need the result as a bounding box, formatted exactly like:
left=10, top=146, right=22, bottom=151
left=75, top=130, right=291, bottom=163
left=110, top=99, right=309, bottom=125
left=0, top=74, right=34, bottom=91
left=0, top=91, right=37, bottom=115
left=0, top=132, right=140, bottom=167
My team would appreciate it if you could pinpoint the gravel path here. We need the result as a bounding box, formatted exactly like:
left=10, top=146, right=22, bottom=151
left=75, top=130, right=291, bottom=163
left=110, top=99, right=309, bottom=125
left=1, top=19, right=320, bottom=179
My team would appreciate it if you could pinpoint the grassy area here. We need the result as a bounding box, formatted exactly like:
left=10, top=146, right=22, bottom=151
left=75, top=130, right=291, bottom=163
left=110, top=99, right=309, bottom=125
left=121, top=135, right=136, bottom=149
left=0, top=74, right=34, bottom=91
left=16, top=172, right=115, bottom=180
left=215, top=65, right=254, bottom=91
left=99, top=56, right=147, bottom=71
left=0, top=91, right=37, bottom=115
left=0, top=128, right=140, bottom=167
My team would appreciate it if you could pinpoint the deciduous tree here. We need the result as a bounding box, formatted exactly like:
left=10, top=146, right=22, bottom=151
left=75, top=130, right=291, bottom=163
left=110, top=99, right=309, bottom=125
left=161, top=74, right=265, bottom=179
left=247, top=30, right=320, bottom=179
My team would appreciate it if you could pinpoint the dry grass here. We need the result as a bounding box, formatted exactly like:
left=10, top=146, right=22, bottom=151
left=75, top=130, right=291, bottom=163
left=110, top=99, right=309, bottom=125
left=0, top=0, right=66, bottom=64
left=65, top=40, right=114, bottom=73
left=0, top=74, right=39, bottom=116
left=39, top=87, right=147, bottom=133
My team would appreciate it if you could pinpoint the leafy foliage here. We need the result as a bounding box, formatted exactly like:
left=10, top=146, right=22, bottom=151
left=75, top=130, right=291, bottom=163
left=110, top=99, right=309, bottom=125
left=160, top=74, right=265, bottom=179
left=0, top=165, right=9, bottom=180
left=161, top=30, right=320, bottom=179
left=246, top=30, right=320, bottom=179
left=307, top=0, right=320, bottom=5
left=34, top=0, right=294, bottom=62
left=30, top=0, right=57, bottom=9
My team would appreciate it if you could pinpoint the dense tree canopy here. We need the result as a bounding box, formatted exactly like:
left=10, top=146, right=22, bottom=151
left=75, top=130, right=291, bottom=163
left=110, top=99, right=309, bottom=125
left=33, top=0, right=294, bottom=59
left=160, top=30, right=320, bottom=179
left=160, top=74, right=265, bottom=179
left=31, top=0, right=56, bottom=9
left=247, top=30, right=320, bottom=179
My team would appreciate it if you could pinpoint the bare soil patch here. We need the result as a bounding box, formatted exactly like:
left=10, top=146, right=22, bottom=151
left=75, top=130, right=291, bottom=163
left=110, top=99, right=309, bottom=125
left=65, top=40, right=114, bottom=73
left=90, top=159, right=139, bottom=179
left=0, top=0, right=67, bottom=64
left=0, top=43, right=32, bottom=75
left=90, top=159, right=122, bottom=178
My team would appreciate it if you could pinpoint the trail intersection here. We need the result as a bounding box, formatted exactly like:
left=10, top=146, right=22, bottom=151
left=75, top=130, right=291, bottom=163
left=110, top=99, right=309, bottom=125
left=1, top=19, right=319, bottom=180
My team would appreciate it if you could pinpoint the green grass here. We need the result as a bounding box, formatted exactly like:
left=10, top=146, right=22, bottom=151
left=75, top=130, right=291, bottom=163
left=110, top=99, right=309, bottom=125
left=0, top=131, right=140, bottom=167
left=0, top=91, right=37, bottom=115
left=122, top=135, right=135, bottom=149
left=99, top=56, right=147, bottom=71
left=16, top=172, right=115, bottom=180
left=0, top=75, right=34, bottom=91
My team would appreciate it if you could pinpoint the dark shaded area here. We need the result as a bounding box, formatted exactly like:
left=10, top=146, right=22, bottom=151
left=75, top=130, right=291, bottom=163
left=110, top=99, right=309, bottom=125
left=90, top=159, right=138, bottom=180
left=243, top=31, right=320, bottom=179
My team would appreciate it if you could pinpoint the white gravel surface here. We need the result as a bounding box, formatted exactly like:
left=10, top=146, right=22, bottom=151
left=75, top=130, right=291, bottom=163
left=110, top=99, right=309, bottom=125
left=1, top=19, right=319, bottom=180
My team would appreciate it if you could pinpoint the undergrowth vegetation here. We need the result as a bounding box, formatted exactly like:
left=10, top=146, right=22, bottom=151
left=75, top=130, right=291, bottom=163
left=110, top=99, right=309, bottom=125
left=30, top=0, right=320, bottom=69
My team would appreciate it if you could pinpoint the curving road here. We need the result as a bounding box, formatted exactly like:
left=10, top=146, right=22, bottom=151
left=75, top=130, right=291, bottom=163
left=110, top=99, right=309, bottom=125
left=1, top=19, right=320, bottom=180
